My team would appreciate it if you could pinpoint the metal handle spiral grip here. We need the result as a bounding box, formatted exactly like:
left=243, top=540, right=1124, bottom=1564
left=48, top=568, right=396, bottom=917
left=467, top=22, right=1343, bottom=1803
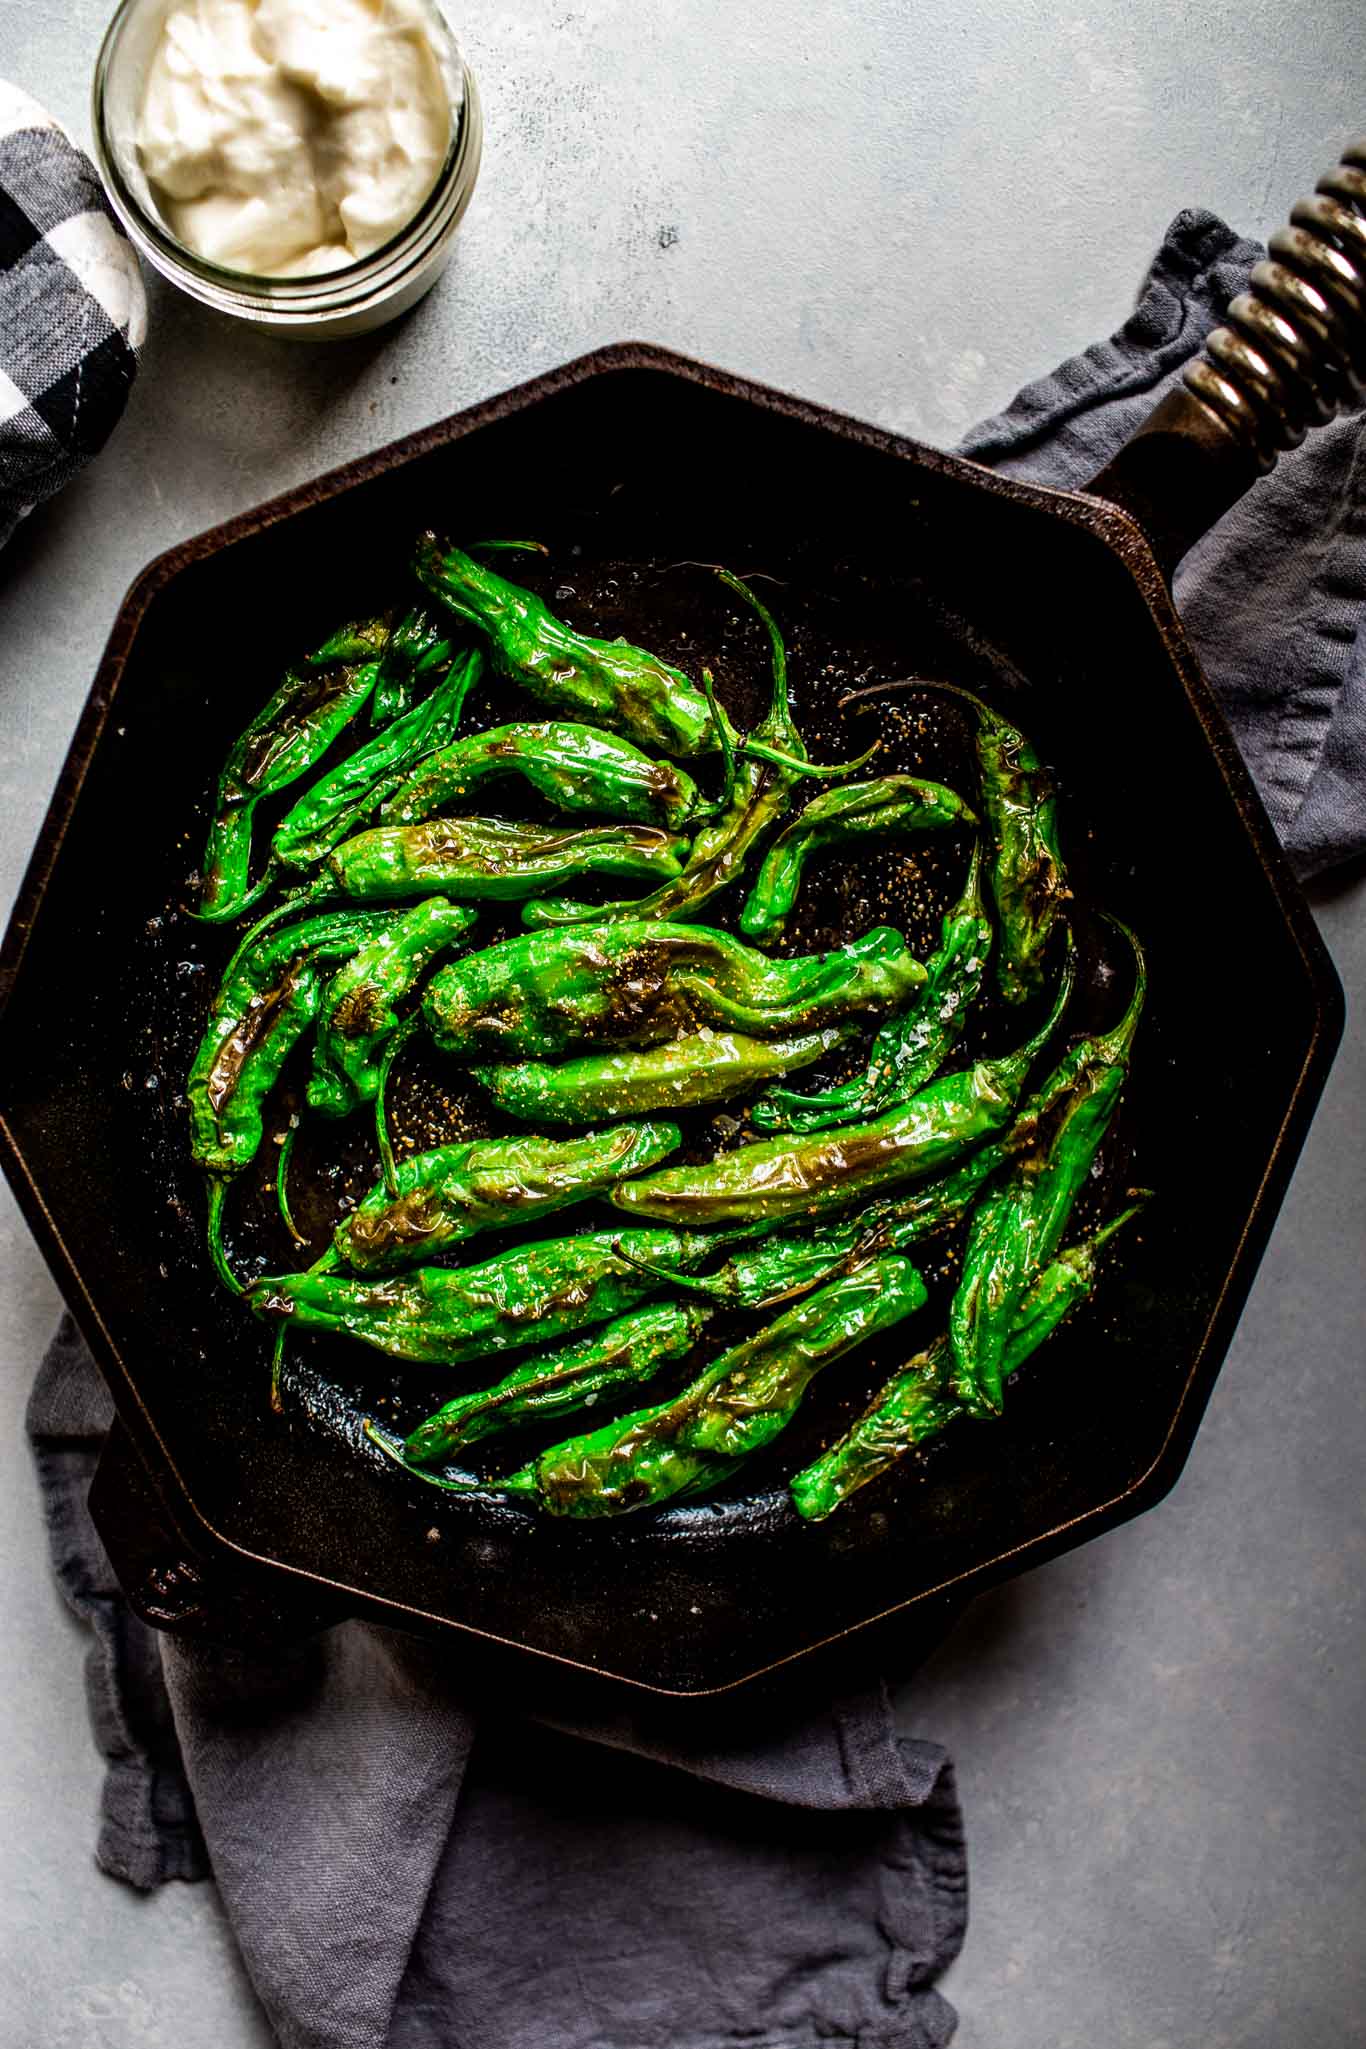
left=1184, top=141, right=1366, bottom=469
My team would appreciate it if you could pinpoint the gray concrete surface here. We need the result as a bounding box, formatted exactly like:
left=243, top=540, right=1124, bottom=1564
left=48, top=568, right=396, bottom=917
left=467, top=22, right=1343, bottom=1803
left=1, top=2, right=1363, bottom=2043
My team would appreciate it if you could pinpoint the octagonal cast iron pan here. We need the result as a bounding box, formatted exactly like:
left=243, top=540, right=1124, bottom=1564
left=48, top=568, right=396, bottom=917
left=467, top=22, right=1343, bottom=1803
left=0, top=147, right=1358, bottom=1699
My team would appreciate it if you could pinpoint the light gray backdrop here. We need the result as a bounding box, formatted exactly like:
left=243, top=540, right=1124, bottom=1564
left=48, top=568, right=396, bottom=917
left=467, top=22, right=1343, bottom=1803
left=1, top=3, right=1363, bottom=2045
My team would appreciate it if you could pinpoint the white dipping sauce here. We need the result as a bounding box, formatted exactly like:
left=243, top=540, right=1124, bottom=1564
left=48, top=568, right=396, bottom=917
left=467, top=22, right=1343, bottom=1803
left=136, top=0, right=457, bottom=277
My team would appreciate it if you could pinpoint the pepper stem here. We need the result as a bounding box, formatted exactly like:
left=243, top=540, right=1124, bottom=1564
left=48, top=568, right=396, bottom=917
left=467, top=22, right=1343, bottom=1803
left=716, top=568, right=790, bottom=728
left=738, top=735, right=881, bottom=781
left=276, top=1122, right=306, bottom=1247
left=363, top=1417, right=488, bottom=1492
left=698, top=666, right=738, bottom=815
left=269, top=1324, right=287, bottom=1415
left=467, top=538, right=549, bottom=555
left=1090, top=1191, right=1152, bottom=1252
left=205, top=1179, right=244, bottom=1297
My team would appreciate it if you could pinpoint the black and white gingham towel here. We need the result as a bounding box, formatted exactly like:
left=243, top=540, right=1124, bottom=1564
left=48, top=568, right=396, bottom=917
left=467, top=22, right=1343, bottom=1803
left=0, top=80, right=145, bottom=549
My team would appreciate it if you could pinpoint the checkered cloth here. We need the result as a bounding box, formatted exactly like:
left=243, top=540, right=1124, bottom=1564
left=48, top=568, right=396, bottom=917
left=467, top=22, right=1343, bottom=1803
left=0, top=81, right=145, bottom=548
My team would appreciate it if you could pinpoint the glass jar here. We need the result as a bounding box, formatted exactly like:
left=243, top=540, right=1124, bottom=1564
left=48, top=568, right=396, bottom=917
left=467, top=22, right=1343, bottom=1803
left=91, top=0, right=482, bottom=340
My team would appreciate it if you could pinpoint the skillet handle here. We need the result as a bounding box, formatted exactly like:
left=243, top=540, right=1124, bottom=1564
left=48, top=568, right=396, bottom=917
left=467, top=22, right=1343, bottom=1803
left=1086, top=138, right=1366, bottom=578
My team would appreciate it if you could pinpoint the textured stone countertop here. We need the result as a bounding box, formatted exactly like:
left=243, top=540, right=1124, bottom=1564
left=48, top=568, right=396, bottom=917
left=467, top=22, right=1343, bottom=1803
left=2, top=4, right=1364, bottom=2043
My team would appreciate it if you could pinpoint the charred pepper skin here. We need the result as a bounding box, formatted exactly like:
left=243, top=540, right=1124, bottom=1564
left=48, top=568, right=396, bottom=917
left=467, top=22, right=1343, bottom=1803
left=500, top=1253, right=928, bottom=1518
left=754, top=842, right=992, bottom=1134
left=791, top=1203, right=1146, bottom=1519
left=249, top=1227, right=744, bottom=1368
left=948, top=925, right=1146, bottom=1415
left=520, top=572, right=876, bottom=932
left=381, top=722, right=701, bottom=832
left=414, top=536, right=721, bottom=756
left=274, top=646, right=480, bottom=871
left=619, top=1144, right=1008, bottom=1311
left=328, top=1120, right=682, bottom=1273
left=187, top=907, right=398, bottom=1293
left=188, top=909, right=398, bottom=1176
left=475, top=1024, right=854, bottom=1126
left=402, top=1301, right=712, bottom=1462
left=307, top=899, right=479, bottom=1119
left=370, top=606, right=462, bottom=727
left=934, top=681, right=1069, bottom=1005
left=322, top=818, right=688, bottom=903
left=199, top=618, right=389, bottom=921
left=612, top=955, right=1074, bottom=1230
left=740, top=775, right=977, bottom=941
left=423, top=920, right=925, bottom=1065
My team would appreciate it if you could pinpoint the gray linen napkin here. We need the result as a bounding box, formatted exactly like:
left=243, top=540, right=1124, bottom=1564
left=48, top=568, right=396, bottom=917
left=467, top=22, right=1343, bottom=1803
left=24, top=207, right=1366, bottom=2049
left=959, top=207, right=1366, bottom=879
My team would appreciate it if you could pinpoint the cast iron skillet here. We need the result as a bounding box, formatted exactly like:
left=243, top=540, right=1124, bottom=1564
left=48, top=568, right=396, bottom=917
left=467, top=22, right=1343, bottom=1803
left=0, top=147, right=1359, bottom=1697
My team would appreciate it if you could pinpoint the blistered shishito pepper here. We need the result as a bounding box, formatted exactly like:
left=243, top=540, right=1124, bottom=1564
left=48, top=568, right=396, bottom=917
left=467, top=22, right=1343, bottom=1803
left=934, top=682, right=1069, bottom=1005
left=249, top=1226, right=746, bottom=1367
left=753, top=842, right=992, bottom=1134
left=274, top=646, right=480, bottom=871
left=322, top=818, right=688, bottom=903
left=615, top=1141, right=1007, bottom=1309
left=414, top=536, right=723, bottom=756
left=949, top=924, right=1145, bottom=1414
left=423, top=920, right=925, bottom=1064
left=370, top=606, right=461, bottom=727
left=187, top=908, right=397, bottom=1287
left=611, top=954, right=1074, bottom=1229
left=476, top=1024, right=854, bottom=1126
left=189, top=909, right=398, bottom=1176
left=381, top=721, right=702, bottom=832
left=307, top=898, right=479, bottom=1119
left=520, top=575, right=874, bottom=930
left=497, top=1253, right=927, bottom=1518
left=327, top=1120, right=681, bottom=1273
left=739, top=775, right=976, bottom=941
left=199, top=618, right=389, bottom=921
left=401, top=1301, right=712, bottom=1463
left=791, top=1201, right=1146, bottom=1519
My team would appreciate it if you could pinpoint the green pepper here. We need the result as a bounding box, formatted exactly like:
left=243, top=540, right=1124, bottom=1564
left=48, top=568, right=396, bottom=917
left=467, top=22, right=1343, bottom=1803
left=475, top=1023, right=855, bottom=1125
left=948, top=923, right=1145, bottom=1414
left=401, top=1300, right=712, bottom=1462
left=423, top=920, right=925, bottom=1064
left=249, top=1225, right=747, bottom=1368
left=307, top=898, right=480, bottom=1119
left=414, top=536, right=722, bottom=756
left=615, top=1142, right=1007, bottom=1309
left=199, top=617, right=389, bottom=921
left=381, top=721, right=702, bottom=832
left=370, top=606, right=461, bottom=727
left=498, top=1253, right=928, bottom=1517
left=611, top=953, right=1074, bottom=1229
left=791, top=1201, right=1146, bottom=1519
left=322, top=818, right=688, bottom=903
left=188, top=909, right=398, bottom=1176
left=753, top=842, right=992, bottom=1134
left=739, top=775, right=977, bottom=942
left=922, top=682, right=1069, bottom=1005
left=187, top=907, right=398, bottom=1290
left=520, top=575, right=873, bottom=930
left=327, top=1120, right=682, bottom=1273
left=274, top=646, right=480, bottom=871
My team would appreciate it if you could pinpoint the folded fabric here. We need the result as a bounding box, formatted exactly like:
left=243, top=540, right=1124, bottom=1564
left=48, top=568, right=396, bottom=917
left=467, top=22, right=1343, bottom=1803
left=0, top=80, right=145, bottom=548
left=960, top=208, right=1366, bottom=879
left=25, top=206, right=1364, bottom=2049
left=29, top=1317, right=967, bottom=2049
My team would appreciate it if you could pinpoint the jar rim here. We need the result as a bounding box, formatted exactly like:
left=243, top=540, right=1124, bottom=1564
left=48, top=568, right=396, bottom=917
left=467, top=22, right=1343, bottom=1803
left=91, top=0, right=477, bottom=312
